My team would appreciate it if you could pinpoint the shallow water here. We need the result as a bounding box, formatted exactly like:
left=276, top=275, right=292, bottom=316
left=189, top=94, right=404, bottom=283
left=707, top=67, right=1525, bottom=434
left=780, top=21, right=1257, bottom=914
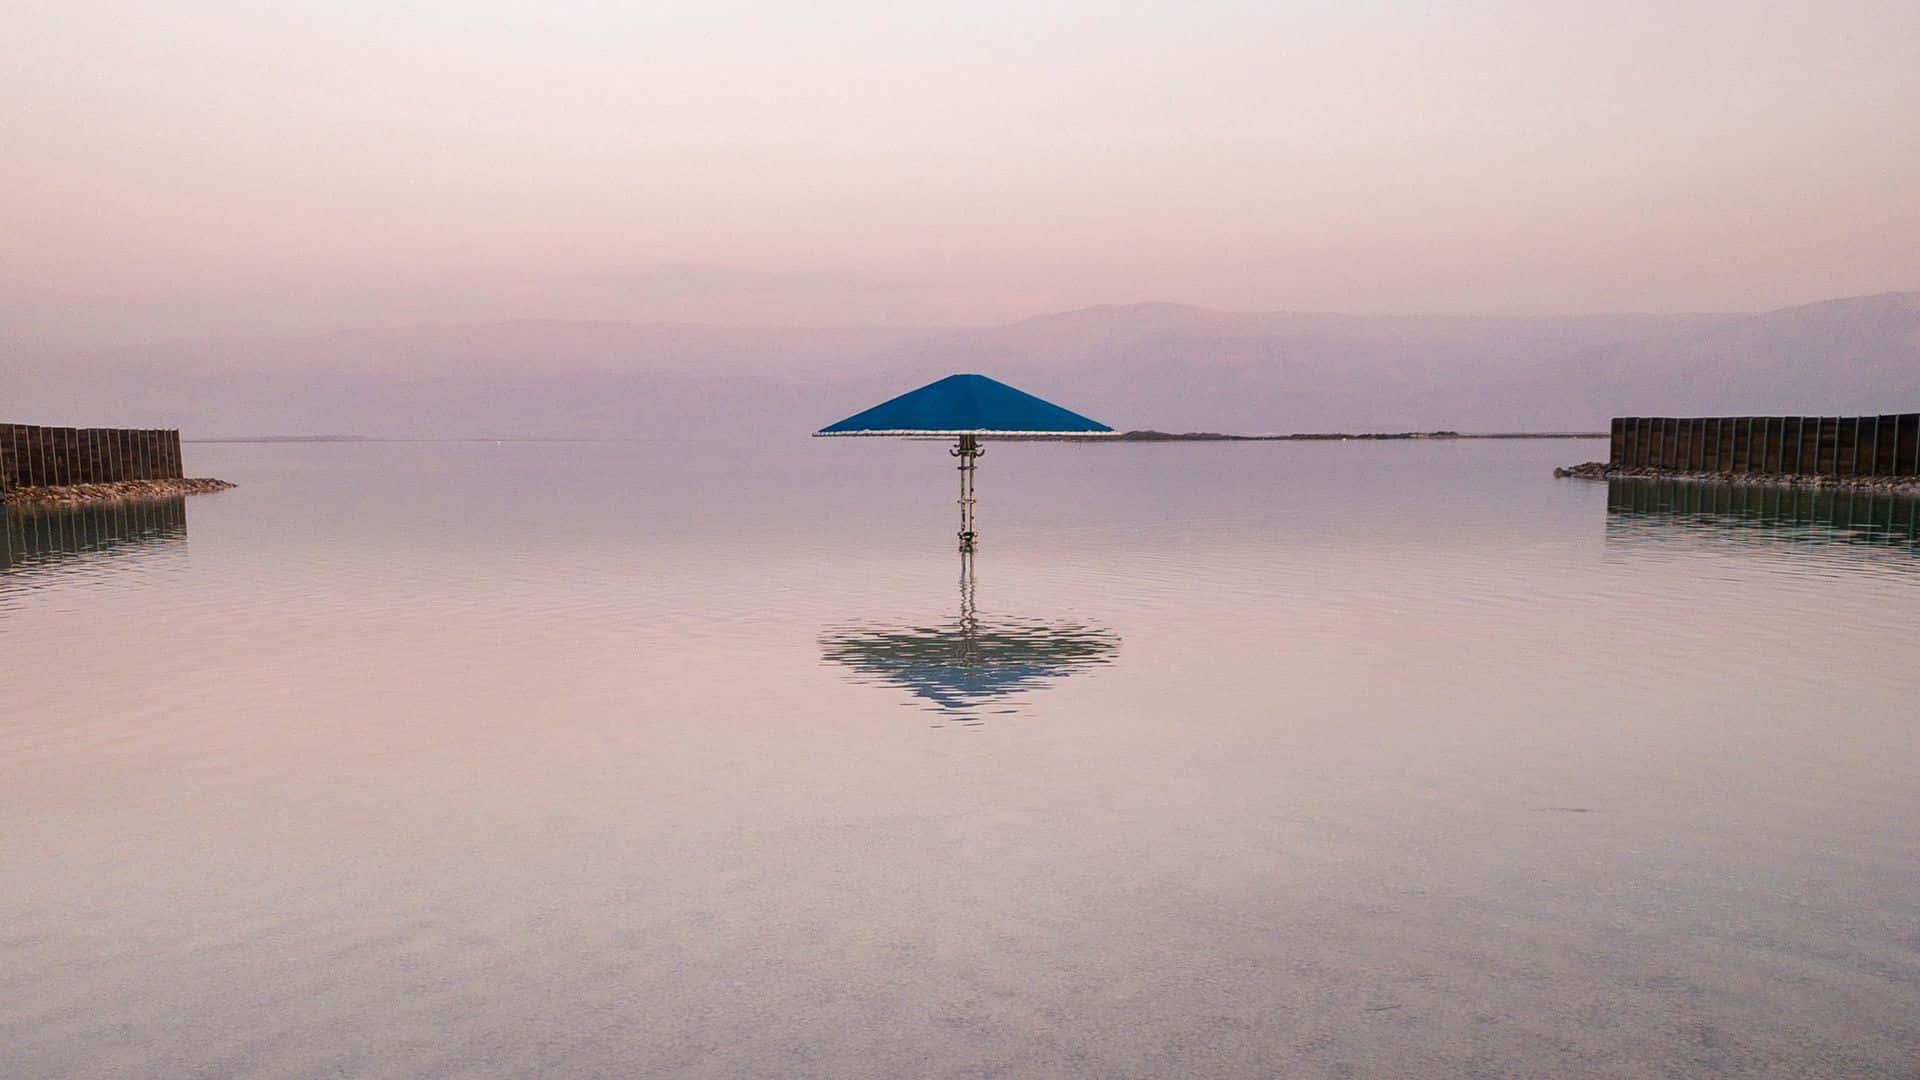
left=3, top=438, right=1917, bottom=1078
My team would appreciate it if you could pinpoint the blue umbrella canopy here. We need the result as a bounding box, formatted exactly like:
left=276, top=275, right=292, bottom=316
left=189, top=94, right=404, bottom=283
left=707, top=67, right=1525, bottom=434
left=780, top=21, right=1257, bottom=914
left=815, top=373, right=1115, bottom=437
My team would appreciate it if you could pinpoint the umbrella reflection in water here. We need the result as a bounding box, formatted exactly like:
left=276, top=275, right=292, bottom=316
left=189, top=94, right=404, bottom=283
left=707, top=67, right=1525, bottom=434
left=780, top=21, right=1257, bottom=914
left=819, top=553, right=1119, bottom=726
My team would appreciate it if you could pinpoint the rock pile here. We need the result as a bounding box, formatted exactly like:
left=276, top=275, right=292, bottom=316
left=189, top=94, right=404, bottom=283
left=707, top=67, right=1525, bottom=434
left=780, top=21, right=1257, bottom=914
left=1554, top=462, right=1920, bottom=493
left=3, top=478, right=235, bottom=509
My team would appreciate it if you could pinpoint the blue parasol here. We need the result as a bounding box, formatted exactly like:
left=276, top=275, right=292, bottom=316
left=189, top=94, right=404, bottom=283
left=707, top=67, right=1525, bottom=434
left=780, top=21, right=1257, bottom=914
left=816, top=374, right=1115, bottom=550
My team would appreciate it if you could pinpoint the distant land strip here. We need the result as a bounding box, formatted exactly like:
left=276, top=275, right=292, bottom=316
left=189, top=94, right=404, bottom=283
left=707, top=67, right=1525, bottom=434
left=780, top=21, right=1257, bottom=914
left=1075, top=430, right=1609, bottom=442
left=186, top=435, right=373, bottom=443
left=185, top=435, right=615, bottom=444
left=189, top=430, right=1609, bottom=444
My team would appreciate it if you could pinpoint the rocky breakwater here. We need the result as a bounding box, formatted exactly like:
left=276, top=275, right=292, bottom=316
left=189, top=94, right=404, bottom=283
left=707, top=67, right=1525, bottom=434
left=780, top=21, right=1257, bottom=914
left=3, top=478, right=236, bottom=509
left=1555, top=461, right=1920, bottom=493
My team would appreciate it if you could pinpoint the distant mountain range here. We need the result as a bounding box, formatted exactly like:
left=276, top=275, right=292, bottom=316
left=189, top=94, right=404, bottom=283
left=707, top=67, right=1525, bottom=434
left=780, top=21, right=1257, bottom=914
left=10, top=292, right=1917, bottom=439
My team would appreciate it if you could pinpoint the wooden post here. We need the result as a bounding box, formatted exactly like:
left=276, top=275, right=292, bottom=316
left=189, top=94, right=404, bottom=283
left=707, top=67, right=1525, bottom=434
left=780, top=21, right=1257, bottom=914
left=1610, top=418, right=1625, bottom=466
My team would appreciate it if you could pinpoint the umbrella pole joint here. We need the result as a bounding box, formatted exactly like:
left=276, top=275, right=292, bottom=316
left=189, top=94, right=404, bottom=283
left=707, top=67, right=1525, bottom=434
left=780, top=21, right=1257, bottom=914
left=951, top=435, right=983, bottom=552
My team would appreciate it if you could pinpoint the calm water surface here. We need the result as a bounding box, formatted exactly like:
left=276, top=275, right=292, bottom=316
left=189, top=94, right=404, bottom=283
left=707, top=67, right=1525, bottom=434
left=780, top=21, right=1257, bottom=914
left=3, top=438, right=1917, bottom=1078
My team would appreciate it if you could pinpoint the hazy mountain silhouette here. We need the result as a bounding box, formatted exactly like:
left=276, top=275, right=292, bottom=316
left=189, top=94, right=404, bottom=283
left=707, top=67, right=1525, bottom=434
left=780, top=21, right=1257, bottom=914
left=7, top=294, right=1915, bottom=439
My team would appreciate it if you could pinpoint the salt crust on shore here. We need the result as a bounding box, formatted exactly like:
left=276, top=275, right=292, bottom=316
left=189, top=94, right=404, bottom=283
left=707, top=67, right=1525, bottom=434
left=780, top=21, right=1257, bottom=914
left=2, top=478, right=236, bottom=509
left=1555, top=461, right=1920, bottom=493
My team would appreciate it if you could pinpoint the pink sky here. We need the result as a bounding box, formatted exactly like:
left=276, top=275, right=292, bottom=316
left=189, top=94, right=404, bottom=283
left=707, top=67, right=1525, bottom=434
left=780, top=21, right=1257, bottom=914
left=6, top=2, right=1918, bottom=347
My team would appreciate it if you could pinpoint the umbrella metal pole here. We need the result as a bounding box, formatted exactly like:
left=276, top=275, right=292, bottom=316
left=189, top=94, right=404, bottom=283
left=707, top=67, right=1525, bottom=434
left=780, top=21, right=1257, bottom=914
left=951, top=434, right=982, bottom=552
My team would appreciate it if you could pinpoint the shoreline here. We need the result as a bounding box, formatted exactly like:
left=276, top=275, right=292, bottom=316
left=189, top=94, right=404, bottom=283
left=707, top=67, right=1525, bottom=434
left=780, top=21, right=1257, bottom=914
left=2, top=478, right=236, bottom=510
left=1555, top=461, right=1920, bottom=494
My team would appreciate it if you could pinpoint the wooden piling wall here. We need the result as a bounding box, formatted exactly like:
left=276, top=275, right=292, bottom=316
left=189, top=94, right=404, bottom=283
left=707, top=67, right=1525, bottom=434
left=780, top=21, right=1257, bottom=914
left=1610, top=414, right=1920, bottom=477
left=0, top=425, right=184, bottom=500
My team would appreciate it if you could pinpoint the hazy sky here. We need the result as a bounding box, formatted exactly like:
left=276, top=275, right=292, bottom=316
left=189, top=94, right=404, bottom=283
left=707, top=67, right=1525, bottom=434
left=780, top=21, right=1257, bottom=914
left=7, top=1, right=1919, bottom=347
